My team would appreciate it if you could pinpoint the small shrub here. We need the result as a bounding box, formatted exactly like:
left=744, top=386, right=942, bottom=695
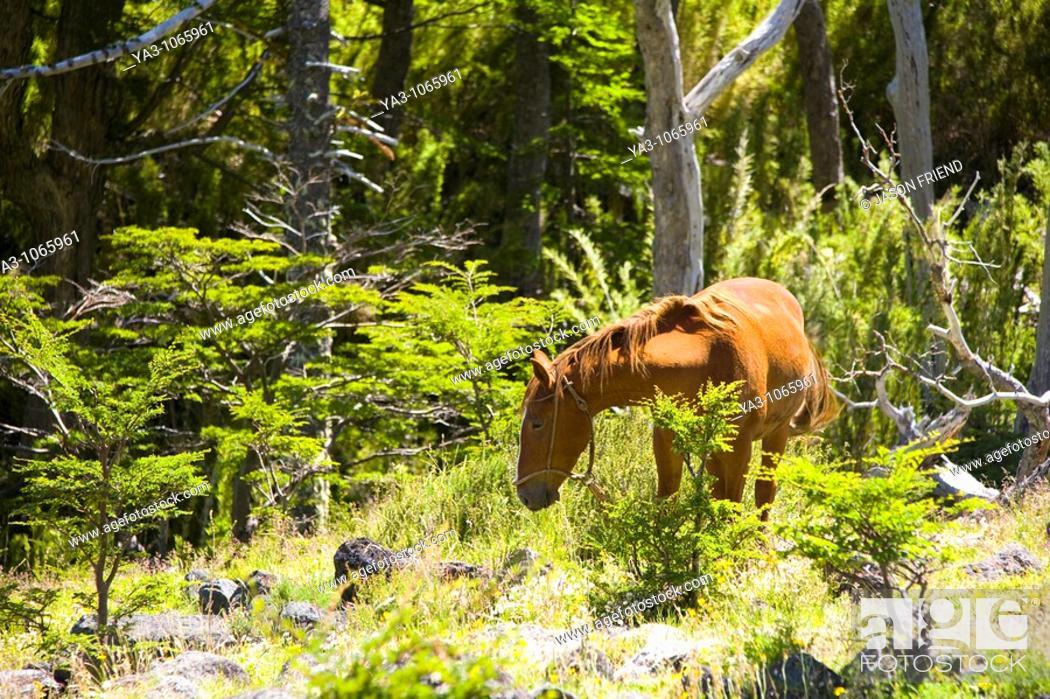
left=309, top=610, right=501, bottom=698
left=776, top=440, right=981, bottom=597
left=572, top=384, right=762, bottom=611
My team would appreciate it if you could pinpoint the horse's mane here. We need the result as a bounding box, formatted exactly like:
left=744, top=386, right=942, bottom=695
left=553, top=288, right=748, bottom=390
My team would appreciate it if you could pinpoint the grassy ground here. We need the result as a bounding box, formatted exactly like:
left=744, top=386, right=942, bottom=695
left=2, top=409, right=1050, bottom=697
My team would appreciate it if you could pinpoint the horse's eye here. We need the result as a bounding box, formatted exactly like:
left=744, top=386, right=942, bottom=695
left=531, top=420, right=543, bottom=430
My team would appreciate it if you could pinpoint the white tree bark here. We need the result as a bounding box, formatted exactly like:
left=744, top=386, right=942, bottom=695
left=635, top=0, right=804, bottom=295
left=635, top=0, right=703, bottom=296
left=0, top=0, right=218, bottom=80
left=683, top=0, right=805, bottom=121
left=885, top=0, right=934, bottom=220
left=1030, top=210, right=1050, bottom=401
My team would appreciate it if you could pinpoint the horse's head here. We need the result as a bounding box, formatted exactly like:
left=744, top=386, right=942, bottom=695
left=515, top=350, right=592, bottom=511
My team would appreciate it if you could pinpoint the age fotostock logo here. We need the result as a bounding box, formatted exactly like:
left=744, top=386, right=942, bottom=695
left=856, top=591, right=1030, bottom=674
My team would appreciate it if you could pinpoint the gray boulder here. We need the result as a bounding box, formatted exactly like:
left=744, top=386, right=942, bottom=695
left=333, top=538, right=397, bottom=582
left=616, top=636, right=707, bottom=678
left=185, top=568, right=211, bottom=581
left=71, top=612, right=233, bottom=647
left=500, top=548, right=547, bottom=583
left=280, top=601, right=322, bottom=629
left=0, top=668, right=63, bottom=697
left=152, top=651, right=249, bottom=683
left=106, top=651, right=248, bottom=699
left=438, top=560, right=491, bottom=580
left=199, top=578, right=248, bottom=614
left=963, top=543, right=1043, bottom=580
left=554, top=646, right=615, bottom=680
left=247, top=570, right=277, bottom=597
left=146, top=674, right=199, bottom=698
left=758, top=652, right=844, bottom=698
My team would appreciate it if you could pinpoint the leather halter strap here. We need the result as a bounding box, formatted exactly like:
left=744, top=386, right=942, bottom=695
left=514, top=374, right=608, bottom=502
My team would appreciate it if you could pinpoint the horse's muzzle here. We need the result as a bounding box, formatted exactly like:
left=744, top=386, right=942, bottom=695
left=517, top=482, right=560, bottom=511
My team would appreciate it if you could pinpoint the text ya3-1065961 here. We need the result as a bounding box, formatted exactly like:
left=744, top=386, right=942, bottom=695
left=3, top=231, right=80, bottom=274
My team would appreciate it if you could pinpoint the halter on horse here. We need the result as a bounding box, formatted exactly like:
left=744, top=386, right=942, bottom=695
left=513, top=372, right=608, bottom=501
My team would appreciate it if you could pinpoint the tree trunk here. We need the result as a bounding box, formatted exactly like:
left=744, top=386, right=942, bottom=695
left=0, top=0, right=122, bottom=305
left=284, top=0, right=334, bottom=536
left=793, top=0, right=843, bottom=207
left=503, top=1, right=551, bottom=293
left=1030, top=210, right=1050, bottom=401
left=635, top=0, right=703, bottom=296
left=885, top=0, right=933, bottom=221
left=371, top=0, right=414, bottom=138
left=886, top=0, right=939, bottom=409
left=232, top=449, right=261, bottom=542
left=287, top=0, right=334, bottom=250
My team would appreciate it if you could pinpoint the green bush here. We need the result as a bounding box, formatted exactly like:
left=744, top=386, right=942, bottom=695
left=571, top=384, right=761, bottom=611
left=309, top=610, right=501, bottom=698
left=776, top=440, right=980, bottom=597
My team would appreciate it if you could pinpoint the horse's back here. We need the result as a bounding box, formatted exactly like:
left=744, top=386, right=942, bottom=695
left=696, top=278, right=805, bottom=333
left=690, top=278, right=821, bottom=434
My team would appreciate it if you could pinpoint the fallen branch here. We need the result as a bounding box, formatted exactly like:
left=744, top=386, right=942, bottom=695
left=837, top=79, right=1050, bottom=490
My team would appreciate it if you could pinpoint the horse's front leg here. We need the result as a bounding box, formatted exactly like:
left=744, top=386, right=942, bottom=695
left=653, top=426, right=683, bottom=497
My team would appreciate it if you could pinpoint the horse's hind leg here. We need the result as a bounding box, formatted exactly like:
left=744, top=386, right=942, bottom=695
left=653, top=426, right=684, bottom=497
left=756, top=425, right=789, bottom=521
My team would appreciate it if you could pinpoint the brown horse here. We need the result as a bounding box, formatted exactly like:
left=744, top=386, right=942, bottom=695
left=514, top=277, right=839, bottom=518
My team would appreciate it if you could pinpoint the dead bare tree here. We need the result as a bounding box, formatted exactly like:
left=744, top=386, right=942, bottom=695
left=835, top=84, right=1050, bottom=497
left=634, top=0, right=805, bottom=295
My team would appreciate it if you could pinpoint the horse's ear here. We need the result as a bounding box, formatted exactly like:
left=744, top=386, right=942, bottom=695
left=531, top=350, right=555, bottom=389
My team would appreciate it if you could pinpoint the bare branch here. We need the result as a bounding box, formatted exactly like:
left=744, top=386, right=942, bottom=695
left=683, top=0, right=805, bottom=120
left=0, top=0, right=219, bottom=81
left=164, top=52, right=269, bottom=136
left=49, top=136, right=277, bottom=167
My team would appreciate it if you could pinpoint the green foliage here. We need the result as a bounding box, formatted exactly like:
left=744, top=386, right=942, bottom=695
left=0, top=281, right=206, bottom=632
left=776, top=440, right=980, bottom=596
left=571, top=385, right=760, bottom=610
left=645, top=382, right=743, bottom=462
left=309, top=610, right=501, bottom=698
left=371, top=260, right=562, bottom=437
left=543, top=228, right=647, bottom=323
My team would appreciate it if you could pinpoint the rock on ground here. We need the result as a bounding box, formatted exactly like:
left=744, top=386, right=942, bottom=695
left=500, top=548, right=547, bottom=583
left=758, top=652, right=844, bottom=698
left=0, top=668, right=63, bottom=698
left=199, top=578, right=248, bottom=614
left=963, top=543, right=1043, bottom=580
left=333, top=538, right=397, bottom=582
left=614, top=625, right=718, bottom=679
left=70, top=612, right=233, bottom=647
left=151, top=651, right=249, bottom=683
left=438, top=560, right=491, bottom=580
left=106, top=651, right=248, bottom=699
left=247, top=570, right=277, bottom=597
left=552, top=646, right=615, bottom=681
left=280, top=601, right=322, bottom=629
left=476, top=623, right=583, bottom=665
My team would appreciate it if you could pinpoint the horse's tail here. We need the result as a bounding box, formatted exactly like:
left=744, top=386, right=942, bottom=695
left=789, top=341, right=841, bottom=436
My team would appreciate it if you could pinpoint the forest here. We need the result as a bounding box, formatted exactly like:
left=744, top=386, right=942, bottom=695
left=1, top=0, right=1050, bottom=696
